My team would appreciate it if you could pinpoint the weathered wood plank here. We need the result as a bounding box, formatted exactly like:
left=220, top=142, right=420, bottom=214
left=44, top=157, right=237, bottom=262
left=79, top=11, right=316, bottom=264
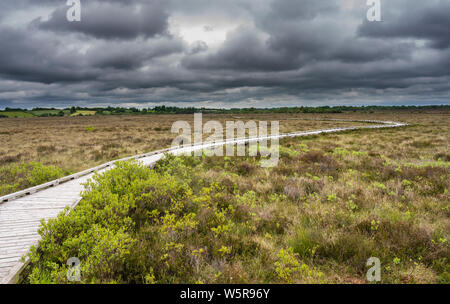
left=0, top=255, right=24, bottom=262
left=0, top=245, right=31, bottom=253
left=0, top=228, right=40, bottom=235
left=0, top=236, right=40, bottom=246
left=19, top=196, right=80, bottom=202
left=0, top=258, right=23, bottom=266
left=0, top=232, right=40, bottom=240
left=0, top=210, right=65, bottom=217
left=0, top=205, right=70, bottom=211
left=0, top=225, right=40, bottom=232
left=0, top=220, right=42, bottom=227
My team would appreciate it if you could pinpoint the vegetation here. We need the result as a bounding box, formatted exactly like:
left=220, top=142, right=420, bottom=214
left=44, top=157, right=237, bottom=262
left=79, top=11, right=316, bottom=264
left=0, top=162, right=71, bottom=196
left=1, top=105, right=449, bottom=118
left=0, top=113, right=374, bottom=196
left=70, top=110, right=97, bottom=117
left=0, top=108, right=447, bottom=283
left=23, top=114, right=449, bottom=283
left=0, top=108, right=66, bottom=118
left=0, top=111, right=35, bottom=118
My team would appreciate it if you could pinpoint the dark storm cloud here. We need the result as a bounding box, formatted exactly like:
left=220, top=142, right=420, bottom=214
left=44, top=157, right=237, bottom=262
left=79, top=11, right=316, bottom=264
left=0, top=0, right=449, bottom=108
left=0, top=27, right=99, bottom=83
left=87, top=38, right=184, bottom=70
left=34, top=1, right=169, bottom=40
left=358, top=1, right=450, bottom=49
left=183, top=26, right=299, bottom=71
left=265, top=0, right=340, bottom=20
left=0, top=27, right=184, bottom=85
left=183, top=0, right=415, bottom=71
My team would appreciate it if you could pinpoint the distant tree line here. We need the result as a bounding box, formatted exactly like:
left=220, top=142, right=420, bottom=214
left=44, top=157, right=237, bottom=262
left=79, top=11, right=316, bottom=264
left=0, top=105, right=449, bottom=117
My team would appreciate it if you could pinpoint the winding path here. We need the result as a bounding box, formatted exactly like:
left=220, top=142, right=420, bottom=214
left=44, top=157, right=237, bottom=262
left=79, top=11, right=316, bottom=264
left=0, top=119, right=407, bottom=283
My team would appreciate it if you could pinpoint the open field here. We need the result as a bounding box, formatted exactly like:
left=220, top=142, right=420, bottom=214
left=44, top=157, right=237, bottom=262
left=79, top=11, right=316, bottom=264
left=1, top=109, right=447, bottom=284
left=0, top=113, right=381, bottom=196
left=70, top=110, right=97, bottom=117
left=0, top=111, right=35, bottom=118
left=1, top=110, right=446, bottom=172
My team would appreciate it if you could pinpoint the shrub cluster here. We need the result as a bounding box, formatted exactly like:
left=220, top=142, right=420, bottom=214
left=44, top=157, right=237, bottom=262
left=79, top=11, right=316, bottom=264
left=26, top=157, right=290, bottom=283
left=24, top=135, right=449, bottom=283
left=0, top=162, right=70, bottom=196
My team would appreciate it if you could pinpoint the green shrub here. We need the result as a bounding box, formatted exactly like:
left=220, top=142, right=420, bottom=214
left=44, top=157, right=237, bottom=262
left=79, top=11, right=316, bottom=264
left=275, top=247, right=301, bottom=283
left=0, top=162, right=69, bottom=196
left=22, top=134, right=449, bottom=284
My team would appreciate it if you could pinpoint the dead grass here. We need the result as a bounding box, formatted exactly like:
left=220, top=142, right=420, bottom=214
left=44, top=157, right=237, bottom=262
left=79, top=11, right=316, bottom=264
left=0, top=113, right=375, bottom=174
left=13, top=108, right=449, bottom=284
left=179, top=108, right=449, bottom=283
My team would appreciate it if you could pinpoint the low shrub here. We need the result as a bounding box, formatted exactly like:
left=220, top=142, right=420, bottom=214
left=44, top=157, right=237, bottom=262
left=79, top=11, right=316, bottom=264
left=0, top=162, right=70, bottom=196
left=22, top=131, right=449, bottom=284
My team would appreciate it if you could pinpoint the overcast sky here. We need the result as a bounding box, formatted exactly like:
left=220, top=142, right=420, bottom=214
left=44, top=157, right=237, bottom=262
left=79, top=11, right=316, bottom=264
left=0, top=0, right=449, bottom=109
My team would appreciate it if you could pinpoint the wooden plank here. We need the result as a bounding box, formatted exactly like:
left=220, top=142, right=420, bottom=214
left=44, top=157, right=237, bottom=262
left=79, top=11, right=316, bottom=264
left=0, top=249, right=30, bottom=258
left=0, top=214, right=61, bottom=221
left=0, top=206, right=68, bottom=212
left=0, top=236, right=40, bottom=246
left=0, top=227, right=40, bottom=235
left=0, top=219, right=42, bottom=227
left=0, top=224, right=40, bottom=231
left=0, top=229, right=41, bottom=238
left=0, top=255, right=24, bottom=262
left=0, top=215, right=61, bottom=221
left=0, top=245, right=30, bottom=253
left=1, top=199, right=72, bottom=204
left=0, top=218, right=42, bottom=225
left=0, top=269, right=11, bottom=276
left=0, top=260, right=29, bottom=284
left=0, top=203, right=70, bottom=210
left=0, top=209, right=63, bottom=215
left=0, top=232, right=39, bottom=240
left=0, top=258, right=22, bottom=266
left=0, top=222, right=44, bottom=231
left=0, top=267, right=14, bottom=276
left=0, top=236, right=39, bottom=245
left=10, top=196, right=80, bottom=201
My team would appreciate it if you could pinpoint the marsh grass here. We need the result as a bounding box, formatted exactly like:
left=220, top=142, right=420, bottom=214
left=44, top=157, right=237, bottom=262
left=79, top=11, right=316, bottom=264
left=0, top=113, right=375, bottom=196
left=22, top=110, right=449, bottom=284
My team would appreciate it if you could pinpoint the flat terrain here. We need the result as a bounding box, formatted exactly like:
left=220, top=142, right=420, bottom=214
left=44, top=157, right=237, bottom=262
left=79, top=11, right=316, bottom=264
left=0, top=113, right=377, bottom=196
left=2, top=111, right=445, bottom=174
left=0, top=109, right=448, bottom=283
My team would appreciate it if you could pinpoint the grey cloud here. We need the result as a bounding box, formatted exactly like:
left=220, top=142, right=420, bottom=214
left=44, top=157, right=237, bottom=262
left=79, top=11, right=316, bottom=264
left=182, top=1, right=417, bottom=72
left=34, top=1, right=169, bottom=40
left=358, top=1, right=450, bottom=49
left=0, top=27, right=98, bottom=84
left=88, top=38, right=184, bottom=70
left=187, top=41, right=208, bottom=55
left=266, top=0, right=339, bottom=21
left=183, top=27, right=298, bottom=71
left=0, top=0, right=449, bottom=108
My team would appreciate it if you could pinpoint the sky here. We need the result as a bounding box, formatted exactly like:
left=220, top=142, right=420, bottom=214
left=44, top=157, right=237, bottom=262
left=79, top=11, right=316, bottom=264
left=0, top=0, right=449, bottom=109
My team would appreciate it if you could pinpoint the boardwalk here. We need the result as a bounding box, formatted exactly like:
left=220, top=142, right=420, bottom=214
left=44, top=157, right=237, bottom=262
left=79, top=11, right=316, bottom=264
left=0, top=119, right=407, bottom=283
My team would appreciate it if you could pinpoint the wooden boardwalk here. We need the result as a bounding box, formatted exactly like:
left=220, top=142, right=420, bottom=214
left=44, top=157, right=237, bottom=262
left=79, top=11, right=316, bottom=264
left=0, top=119, right=407, bottom=283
